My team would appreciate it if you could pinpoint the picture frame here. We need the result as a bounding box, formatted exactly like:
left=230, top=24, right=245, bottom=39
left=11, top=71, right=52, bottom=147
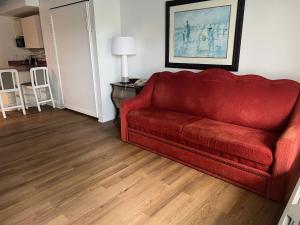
left=165, top=0, right=245, bottom=71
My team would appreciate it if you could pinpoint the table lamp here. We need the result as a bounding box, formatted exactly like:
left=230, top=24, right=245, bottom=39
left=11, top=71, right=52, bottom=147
left=112, top=36, right=136, bottom=83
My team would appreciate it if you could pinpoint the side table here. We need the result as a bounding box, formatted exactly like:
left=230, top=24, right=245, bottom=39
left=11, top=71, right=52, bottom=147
left=110, top=81, right=145, bottom=122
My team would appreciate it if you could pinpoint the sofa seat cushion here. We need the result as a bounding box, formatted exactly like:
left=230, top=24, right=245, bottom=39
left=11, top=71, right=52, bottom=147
left=128, top=108, right=199, bottom=141
left=181, top=118, right=279, bottom=172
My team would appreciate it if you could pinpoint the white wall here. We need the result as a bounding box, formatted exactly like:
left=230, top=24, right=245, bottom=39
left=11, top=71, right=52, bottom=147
left=238, top=0, right=300, bottom=79
left=120, top=0, right=300, bottom=81
left=25, top=0, right=39, bottom=7
left=39, top=0, right=121, bottom=122
left=0, top=16, right=29, bottom=67
left=92, top=0, right=121, bottom=122
left=120, top=0, right=166, bottom=78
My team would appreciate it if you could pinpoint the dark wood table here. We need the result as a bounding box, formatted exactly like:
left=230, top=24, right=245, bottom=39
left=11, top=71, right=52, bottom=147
left=110, top=81, right=145, bottom=122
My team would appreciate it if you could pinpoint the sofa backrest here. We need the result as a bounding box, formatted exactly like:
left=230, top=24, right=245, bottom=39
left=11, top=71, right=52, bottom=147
left=151, top=69, right=300, bottom=132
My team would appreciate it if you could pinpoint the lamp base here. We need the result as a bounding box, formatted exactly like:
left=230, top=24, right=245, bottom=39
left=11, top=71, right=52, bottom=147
left=121, top=76, right=129, bottom=83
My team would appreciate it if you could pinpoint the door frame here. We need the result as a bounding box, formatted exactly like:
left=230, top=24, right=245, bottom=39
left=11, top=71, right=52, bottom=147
left=49, top=1, right=99, bottom=118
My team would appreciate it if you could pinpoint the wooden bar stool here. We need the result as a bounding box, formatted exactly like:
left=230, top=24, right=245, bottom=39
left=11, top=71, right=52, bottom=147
left=21, top=67, right=55, bottom=112
left=0, top=69, right=26, bottom=119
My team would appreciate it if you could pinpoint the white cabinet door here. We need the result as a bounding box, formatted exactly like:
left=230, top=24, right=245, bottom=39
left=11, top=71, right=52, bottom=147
left=21, top=15, right=44, bottom=48
left=50, top=2, right=98, bottom=117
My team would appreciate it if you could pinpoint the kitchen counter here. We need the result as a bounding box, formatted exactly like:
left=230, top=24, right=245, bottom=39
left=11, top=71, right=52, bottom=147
left=7, top=60, right=47, bottom=72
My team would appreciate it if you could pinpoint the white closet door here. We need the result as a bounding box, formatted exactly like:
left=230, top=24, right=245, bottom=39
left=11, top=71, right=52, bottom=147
left=51, top=1, right=98, bottom=117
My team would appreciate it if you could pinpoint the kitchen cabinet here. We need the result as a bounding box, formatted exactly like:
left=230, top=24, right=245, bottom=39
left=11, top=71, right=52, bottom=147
left=21, top=15, right=44, bottom=48
left=14, top=18, right=23, bottom=36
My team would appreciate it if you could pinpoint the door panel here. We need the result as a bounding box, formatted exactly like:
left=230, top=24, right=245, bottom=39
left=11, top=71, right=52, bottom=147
left=51, top=2, right=97, bottom=117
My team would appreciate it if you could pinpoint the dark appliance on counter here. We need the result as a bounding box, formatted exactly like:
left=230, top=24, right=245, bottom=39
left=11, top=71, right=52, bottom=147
left=16, top=36, right=25, bottom=48
left=29, top=56, right=38, bottom=66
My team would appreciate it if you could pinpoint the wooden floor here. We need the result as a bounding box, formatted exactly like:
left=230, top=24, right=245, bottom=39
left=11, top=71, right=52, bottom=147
left=0, top=108, right=283, bottom=225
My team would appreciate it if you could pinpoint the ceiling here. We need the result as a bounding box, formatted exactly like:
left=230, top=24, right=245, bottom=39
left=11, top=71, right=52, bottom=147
left=0, top=6, right=39, bottom=17
left=0, top=0, right=39, bottom=18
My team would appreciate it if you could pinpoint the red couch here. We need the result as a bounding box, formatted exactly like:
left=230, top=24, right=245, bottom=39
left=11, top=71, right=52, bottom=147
left=120, top=69, right=300, bottom=202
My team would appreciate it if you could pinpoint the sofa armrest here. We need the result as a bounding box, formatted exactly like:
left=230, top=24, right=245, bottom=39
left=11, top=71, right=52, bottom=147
left=120, top=74, right=158, bottom=141
left=272, top=96, right=300, bottom=202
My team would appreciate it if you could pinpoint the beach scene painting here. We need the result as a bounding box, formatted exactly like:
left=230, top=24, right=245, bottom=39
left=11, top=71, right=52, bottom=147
left=174, top=6, right=231, bottom=58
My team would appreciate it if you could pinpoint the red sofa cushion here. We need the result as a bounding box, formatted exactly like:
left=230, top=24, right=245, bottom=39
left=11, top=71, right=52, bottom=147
left=127, top=108, right=278, bottom=172
left=181, top=118, right=279, bottom=171
left=127, top=108, right=199, bottom=141
left=151, top=69, right=300, bottom=132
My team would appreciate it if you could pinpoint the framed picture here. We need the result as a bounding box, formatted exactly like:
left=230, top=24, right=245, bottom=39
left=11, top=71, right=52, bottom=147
left=165, top=0, right=245, bottom=71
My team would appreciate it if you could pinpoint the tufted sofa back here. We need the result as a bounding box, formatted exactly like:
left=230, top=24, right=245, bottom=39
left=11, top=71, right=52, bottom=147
left=151, top=69, right=300, bottom=132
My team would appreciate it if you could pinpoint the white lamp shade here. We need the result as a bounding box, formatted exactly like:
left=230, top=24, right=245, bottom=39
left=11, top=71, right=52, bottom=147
left=112, top=37, right=136, bottom=55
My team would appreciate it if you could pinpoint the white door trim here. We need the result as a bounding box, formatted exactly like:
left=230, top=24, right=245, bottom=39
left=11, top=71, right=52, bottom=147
left=49, top=15, right=64, bottom=107
left=85, top=1, right=99, bottom=118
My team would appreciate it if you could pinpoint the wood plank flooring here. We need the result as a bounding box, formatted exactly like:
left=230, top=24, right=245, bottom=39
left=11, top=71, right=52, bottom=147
left=0, top=108, right=283, bottom=225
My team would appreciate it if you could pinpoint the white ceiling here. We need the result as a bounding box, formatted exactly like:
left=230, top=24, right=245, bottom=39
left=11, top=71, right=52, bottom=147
left=0, top=0, right=39, bottom=17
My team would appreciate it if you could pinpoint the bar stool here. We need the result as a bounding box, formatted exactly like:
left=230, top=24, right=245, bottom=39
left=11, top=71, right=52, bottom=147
left=21, top=67, right=55, bottom=112
left=0, top=69, right=26, bottom=119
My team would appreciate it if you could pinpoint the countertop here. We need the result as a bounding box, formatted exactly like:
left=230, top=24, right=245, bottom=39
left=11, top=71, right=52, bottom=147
left=0, top=60, right=48, bottom=72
